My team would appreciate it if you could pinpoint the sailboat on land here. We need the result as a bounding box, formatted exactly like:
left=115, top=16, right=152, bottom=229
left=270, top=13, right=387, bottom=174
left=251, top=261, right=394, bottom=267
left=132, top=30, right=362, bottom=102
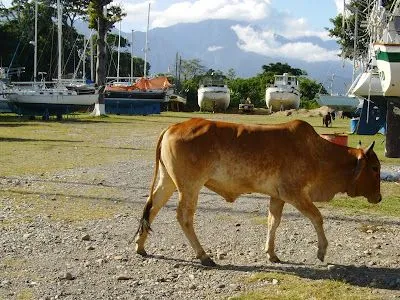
left=104, top=3, right=171, bottom=115
left=197, top=75, right=230, bottom=112
left=5, top=0, right=97, bottom=119
left=265, top=73, right=300, bottom=111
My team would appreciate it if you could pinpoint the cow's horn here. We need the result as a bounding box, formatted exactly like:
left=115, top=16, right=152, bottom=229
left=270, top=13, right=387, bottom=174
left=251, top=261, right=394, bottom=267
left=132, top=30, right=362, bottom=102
left=364, top=141, right=375, bottom=155
left=357, top=140, right=362, bottom=149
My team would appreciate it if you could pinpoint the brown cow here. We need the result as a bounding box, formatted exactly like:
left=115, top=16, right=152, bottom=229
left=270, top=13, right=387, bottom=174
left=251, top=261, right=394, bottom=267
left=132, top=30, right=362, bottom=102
left=134, top=118, right=381, bottom=266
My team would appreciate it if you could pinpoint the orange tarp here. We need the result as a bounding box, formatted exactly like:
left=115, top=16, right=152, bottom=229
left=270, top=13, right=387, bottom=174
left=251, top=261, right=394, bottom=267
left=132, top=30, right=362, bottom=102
left=106, top=76, right=172, bottom=92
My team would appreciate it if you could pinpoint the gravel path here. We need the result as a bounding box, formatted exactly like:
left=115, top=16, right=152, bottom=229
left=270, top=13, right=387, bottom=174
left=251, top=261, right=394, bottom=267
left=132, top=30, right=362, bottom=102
left=1, top=157, right=400, bottom=300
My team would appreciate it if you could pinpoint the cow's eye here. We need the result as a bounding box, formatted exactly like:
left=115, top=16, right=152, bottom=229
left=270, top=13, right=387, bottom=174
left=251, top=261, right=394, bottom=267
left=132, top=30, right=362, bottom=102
left=372, top=166, right=379, bottom=172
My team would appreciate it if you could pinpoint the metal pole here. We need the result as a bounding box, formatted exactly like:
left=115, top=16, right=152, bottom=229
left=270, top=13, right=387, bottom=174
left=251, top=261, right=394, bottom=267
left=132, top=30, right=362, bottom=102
left=131, top=30, right=134, bottom=83
left=144, top=2, right=150, bottom=78
left=352, top=7, right=358, bottom=83
left=117, top=21, right=121, bottom=81
left=90, top=35, right=94, bottom=81
left=57, top=0, right=62, bottom=83
left=34, top=0, right=38, bottom=83
left=83, top=36, right=86, bottom=80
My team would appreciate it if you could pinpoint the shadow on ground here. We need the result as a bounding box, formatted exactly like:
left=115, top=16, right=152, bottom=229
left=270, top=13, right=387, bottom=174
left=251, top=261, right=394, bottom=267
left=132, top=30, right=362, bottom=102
left=147, top=254, right=400, bottom=291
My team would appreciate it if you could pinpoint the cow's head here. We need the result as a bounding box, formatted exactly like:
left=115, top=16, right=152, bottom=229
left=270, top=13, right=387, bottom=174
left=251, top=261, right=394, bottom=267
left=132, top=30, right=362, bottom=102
left=350, top=142, right=382, bottom=203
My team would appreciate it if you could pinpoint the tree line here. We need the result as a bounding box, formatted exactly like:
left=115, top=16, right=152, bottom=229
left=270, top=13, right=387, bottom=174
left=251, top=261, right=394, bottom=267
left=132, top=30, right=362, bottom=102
left=177, top=60, right=326, bottom=111
left=0, top=1, right=327, bottom=111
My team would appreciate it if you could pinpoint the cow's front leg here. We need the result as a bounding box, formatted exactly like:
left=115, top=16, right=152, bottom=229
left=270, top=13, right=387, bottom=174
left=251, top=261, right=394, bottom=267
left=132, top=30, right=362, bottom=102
left=292, top=200, right=328, bottom=262
left=177, top=190, right=216, bottom=267
left=265, top=197, right=285, bottom=263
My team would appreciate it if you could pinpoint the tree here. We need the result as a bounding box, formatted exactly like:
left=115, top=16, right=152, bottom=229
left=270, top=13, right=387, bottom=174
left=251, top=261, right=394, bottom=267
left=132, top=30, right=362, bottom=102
left=0, top=0, right=84, bottom=82
left=226, top=68, right=236, bottom=80
left=261, top=62, right=306, bottom=76
left=87, top=0, right=125, bottom=115
left=180, top=58, right=206, bottom=80
left=298, top=77, right=327, bottom=109
left=326, top=0, right=395, bottom=60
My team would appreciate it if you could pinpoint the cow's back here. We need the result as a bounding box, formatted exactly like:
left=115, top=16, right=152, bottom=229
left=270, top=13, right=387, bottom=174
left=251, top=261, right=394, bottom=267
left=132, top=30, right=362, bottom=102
left=160, top=118, right=324, bottom=200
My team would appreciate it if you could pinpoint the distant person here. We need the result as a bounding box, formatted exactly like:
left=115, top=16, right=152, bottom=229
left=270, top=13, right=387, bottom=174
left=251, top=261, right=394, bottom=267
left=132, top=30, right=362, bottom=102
left=245, top=97, right=252, bottom=104
left=323, top=112, right=332, bottom=127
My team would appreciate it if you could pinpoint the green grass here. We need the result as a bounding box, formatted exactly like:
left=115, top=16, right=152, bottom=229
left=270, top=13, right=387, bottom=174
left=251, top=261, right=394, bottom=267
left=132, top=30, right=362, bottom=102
left=0, top=111, right=399, bottom=219
left=232, top=272, right=380, bottom=300
left=329, top=182, right=400, bottom=217
left=0, top=111, right=398, bottom=300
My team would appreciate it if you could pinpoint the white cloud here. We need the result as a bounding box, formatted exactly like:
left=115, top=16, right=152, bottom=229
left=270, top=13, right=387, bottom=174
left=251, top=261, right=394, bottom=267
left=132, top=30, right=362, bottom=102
left=207, top=45, right=224, bottom=52
left=150, top=0, right=271, bottom=28
left=232, top=25, right=340, bottom=62
left=334, top=0, right=351, bottom=14
left=278, top=16, right=331, bottom=41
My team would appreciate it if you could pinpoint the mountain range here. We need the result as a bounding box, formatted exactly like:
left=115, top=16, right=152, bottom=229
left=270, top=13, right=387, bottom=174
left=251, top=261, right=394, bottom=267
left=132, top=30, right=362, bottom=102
left=77, top=19, right=352, bottom=94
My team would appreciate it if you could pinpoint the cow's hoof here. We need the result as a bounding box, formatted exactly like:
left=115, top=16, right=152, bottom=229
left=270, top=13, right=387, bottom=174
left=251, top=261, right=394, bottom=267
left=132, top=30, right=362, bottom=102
left=317, top=250, right=325, bottom=262
left=200, top=257, right=216, bottom=267
left=135, top=247, right=148, bottom=257
left=268, top=255, right=282, bottom=263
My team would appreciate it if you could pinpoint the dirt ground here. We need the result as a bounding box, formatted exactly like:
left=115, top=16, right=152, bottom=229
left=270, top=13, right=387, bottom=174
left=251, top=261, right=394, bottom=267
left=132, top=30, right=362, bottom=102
left=1, top=154, right=399, bottom=300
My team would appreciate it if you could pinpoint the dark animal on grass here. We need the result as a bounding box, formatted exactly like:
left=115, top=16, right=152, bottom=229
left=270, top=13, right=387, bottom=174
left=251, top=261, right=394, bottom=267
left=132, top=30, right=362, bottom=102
left=323, top=112, right=332, bottom=127
left=341, top=111, right=356, bottom=119
left=134, top=118, right=381, bottom=266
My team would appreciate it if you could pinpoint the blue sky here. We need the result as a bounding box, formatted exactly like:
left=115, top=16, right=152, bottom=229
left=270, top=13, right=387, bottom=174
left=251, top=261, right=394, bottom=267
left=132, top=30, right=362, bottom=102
left=1, top=0, right=345, bottom=62
left=0, top=0, right=343, bottom=32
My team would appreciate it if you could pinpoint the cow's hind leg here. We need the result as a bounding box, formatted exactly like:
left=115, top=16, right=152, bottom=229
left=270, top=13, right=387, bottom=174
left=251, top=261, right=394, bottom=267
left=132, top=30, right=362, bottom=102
left=176, top=189, right=215, bottom=267
left=292, top=200, right=328, bottom=262
left=265, top=197, right=285, bottom=263
left=135, top=166, right=176, bottom=256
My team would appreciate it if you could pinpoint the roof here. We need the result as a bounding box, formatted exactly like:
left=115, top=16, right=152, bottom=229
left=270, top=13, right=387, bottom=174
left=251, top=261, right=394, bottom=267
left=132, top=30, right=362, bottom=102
left=317, top=94, right=360, bottom=108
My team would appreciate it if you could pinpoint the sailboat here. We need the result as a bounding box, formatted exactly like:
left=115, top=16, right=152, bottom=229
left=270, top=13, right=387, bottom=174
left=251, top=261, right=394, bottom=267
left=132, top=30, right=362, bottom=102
left=104, top=3, right=171, bottom=115
left=197, top=75, right=230, bottom=112
left=5, top=0, right=97, bottom=120
left=344, top=0, right=400, bottom=156
left=265, top=73, right=300, bottom=111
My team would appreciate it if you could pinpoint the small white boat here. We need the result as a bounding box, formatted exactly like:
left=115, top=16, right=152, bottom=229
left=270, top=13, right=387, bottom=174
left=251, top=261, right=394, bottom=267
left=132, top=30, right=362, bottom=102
left=265, top=73, right=300, bottom=111
left=197, top=77, right=230, bottom=111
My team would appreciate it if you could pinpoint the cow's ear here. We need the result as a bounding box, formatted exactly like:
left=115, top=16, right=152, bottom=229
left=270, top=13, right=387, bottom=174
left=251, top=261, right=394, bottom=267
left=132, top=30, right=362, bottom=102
left=364, top=141, right=375, bottom=155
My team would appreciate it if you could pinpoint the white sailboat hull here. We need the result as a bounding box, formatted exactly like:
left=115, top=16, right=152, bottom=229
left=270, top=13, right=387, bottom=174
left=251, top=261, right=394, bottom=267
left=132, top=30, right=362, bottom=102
left=265, top=87, right=300, bottom=111
left=198, top=86, right=230, bottom=110
left=374, top=43, right=400, bottom=96
left=348, top=71, right=383, bottom=97
left=6, top=88, right=97, bottom=116
left=7, top=90, right=97, bottom=105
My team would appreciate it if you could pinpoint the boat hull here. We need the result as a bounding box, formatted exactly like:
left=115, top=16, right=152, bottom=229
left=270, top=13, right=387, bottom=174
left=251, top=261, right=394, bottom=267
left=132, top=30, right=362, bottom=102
left=265, top=87, right=300, bottom=111
left=104, top=88, right=167, bottom=115
left=197, top=86, right=230, bottom=111
left=349, top=71, right=384, bottom=98
left=317, top=95, right=361, bottom=111
left=104, top=89, right=167, bottom=101
left=6, top=91, right=97, bottom=116
left=374, top=43, right=400, bottom=96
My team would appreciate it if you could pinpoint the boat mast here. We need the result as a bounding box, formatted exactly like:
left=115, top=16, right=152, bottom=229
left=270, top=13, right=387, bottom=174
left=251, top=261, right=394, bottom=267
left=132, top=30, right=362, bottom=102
left=131, top=30, right=134, bottom=83
left=143, top=2, right=150, bottom=78
left=34, top=0, right=38, bottom=83
left=352, top=7, right=358, bottom=83
left=57, top=0, right=62, bottom=83
left=90, top=35, right=94, bottom=82
left=117, top=21, right=121, bottom=82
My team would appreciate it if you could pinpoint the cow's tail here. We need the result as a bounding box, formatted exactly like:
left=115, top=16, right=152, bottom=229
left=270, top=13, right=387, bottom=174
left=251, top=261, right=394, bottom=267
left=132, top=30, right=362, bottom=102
left=133, top=127, right=169, bottom=240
